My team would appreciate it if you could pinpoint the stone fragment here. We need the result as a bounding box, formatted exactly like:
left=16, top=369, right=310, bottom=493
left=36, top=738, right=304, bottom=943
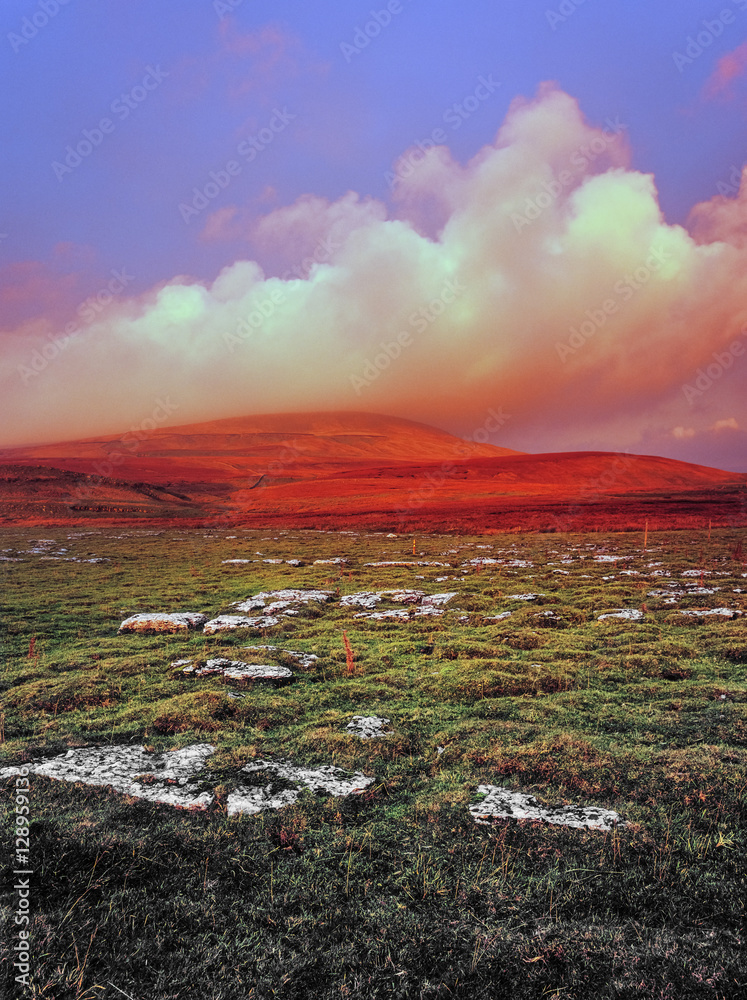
left=345, top=716, right=391, bottom=739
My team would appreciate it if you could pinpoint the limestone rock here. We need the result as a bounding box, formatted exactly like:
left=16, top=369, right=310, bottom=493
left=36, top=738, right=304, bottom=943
left=470, top=784, right=625, bottom=831
left=345, top=716, right=391, bottom=739
left=597, top=609, right=644, bottom=621
left=241, top=645, right=318, bottom=669
left=227, top=760, right=374, bottom=816
left=203, top=615, right=280, bottom=634
left=118, top=612, right=208, bottom=634
left=0, top=744, right=215, bottom=810
left=231, top=589, right=333, bottom=613
left=182, top=659, right=293, bottom=682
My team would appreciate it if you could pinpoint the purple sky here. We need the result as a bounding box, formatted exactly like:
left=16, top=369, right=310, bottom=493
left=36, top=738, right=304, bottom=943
left=1, top=0, right=746, bottom=470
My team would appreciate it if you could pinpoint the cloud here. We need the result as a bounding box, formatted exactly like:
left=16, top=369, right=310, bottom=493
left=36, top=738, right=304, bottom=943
left=688, top=166, right=747, bottom=248
left=3, top=84, right=747, bottom=450
left=711, top=417, right=739, bottom=431
left=673, top=426, right=696, bottom=440
left=217, top=21, right=324, bottom=102
left=704, top=40, right=747, bottom=101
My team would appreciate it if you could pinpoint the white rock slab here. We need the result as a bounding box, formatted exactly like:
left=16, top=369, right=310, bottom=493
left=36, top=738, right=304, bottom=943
left=649, top=587, right=719, bottom=598
left=0, top=745, right=216, bottom=810
left=226, top=760, right=374, bottom=816
left=506, top=593, right=544, bottom=601
left=363, top=561, right=447, bottom=567
left=182, top=659, right=293, bottom=681
left=231, top=589, right=333, bottom=612
left=387, top=589, right=425, bottom=604
left=203, top=615, right=280, bottom=633
left=597, top=609, right=644, bottom=621
left=470, top=785, right=625, bottom=831
left=679, top=608, right=742, bottom=618
left=354, top=609, right=410, bottom=621
left=346, top=716, right=391, bottom=739
left=118, top=612, right=208, bottom=634
left=241, top=645, right=318, bottom=669
left=421, top=592, right=457, bottom=607
left=484, top=611, right=513, bottom=621
left=341, top=592, right=383, bottom=609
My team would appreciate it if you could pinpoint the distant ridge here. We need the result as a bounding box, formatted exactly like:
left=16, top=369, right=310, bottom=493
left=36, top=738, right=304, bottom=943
left=1, top=410, right=744, bottom=530
left=0, top=410, right=521, bottom=467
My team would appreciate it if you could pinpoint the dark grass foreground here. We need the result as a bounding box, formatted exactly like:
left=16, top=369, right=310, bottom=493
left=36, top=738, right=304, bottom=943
left=1, top=526, right=745, bottom=999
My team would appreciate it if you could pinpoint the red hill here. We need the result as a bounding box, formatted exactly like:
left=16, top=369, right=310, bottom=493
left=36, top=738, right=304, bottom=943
left=0, top=411, right=744, bottom=531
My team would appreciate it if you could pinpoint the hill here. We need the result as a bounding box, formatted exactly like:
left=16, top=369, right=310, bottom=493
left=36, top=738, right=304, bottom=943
left=0, top=411, right=744, bottom=531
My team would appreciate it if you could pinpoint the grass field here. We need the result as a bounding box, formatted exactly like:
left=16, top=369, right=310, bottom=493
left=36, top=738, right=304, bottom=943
left=1, top=525, right=746, bottom=999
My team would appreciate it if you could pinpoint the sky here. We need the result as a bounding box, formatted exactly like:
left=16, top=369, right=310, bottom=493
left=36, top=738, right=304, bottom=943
left=1, top=0, right=746, bottom=471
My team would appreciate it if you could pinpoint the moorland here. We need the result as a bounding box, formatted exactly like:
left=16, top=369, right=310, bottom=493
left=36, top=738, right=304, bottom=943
left=1, top=523, right=745, bottom=999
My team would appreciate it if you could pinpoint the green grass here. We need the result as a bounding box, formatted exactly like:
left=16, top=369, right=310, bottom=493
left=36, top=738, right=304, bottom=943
left=1, top=526, right=746, bottom=999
